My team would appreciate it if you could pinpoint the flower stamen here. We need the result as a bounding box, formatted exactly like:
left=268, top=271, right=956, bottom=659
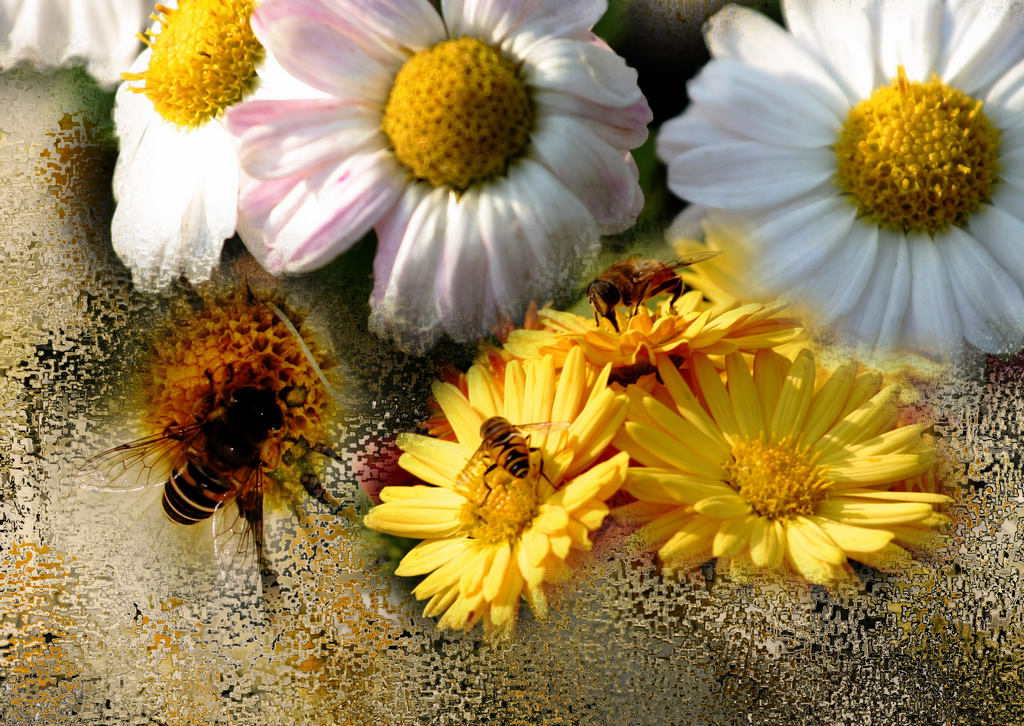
left=724, top=435, right=829, bottom=520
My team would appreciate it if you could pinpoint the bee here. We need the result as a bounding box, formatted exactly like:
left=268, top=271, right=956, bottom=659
left=455, top=417, right=569, bottom=503
left=586, top=250, right=721, bottom=331
left=86, top=297, right=343, bottom=574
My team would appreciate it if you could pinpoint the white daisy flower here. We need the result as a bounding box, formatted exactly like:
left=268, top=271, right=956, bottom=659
left=226, top=0, right=651, bottom=353
left=111, top=0, right=317, bottom=291
left=658, top=0, right=1024, bottom=355
left=0, top=0, right=151, bottom=87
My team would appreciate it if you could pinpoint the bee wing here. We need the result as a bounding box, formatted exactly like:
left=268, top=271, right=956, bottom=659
left=211, top=466, right=264, bottom=579
left=82, top=424, right=202, bottom=492
left=454, top=444, right=492, bottom=500
left=664, top=249, right=722, bottom=270
left=516, top=421, right=571, bottom=451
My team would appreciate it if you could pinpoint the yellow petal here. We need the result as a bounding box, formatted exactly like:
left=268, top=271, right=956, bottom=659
left=657, top=516, right=718, bottom=568
left=534, top=505, right=570, bottom=534
left=752, top=349, right=788, bottom=424
left=838, top=369, right=883, bottom=420
left=625, top=467, right=736, bottom=504
left=524, top=583, right=548, bottom=620
left=849, top=542, right=915, bottom=573
left=488, top=556, right=524, bottom=633
left=503, top=360, right=526, bottom=424
left=432, top=379, right=482, bottom=449
left=638, top=507, right=693, bottom=547
left=642, top=393, right=731, bottom=465
left=521, top=526, right=550, bottom=567
left=815, top=385, right=897, bottom=460
left=749, top=517, right=784, bottom=569
left=522, top=355, right=557, bottom=427
left=413, top=545, right=479, bottom=598
left=551, top=346, right=586, bottom=424
left=788, top=516, right=846, bottom=565
left=726, top=351, right=764, bottom=438
left=516, top=541, right=545, bottom=589
left=556, top=451, right=628, bottom=511
left=816, top=498, right=934, bottom=526
left=712, top=514, right=755, bottom=557
left=363, top=492, right=465, bottom=539
left=459, top=545, right=495, bottom=597
left=423, top=585, right=459, bottom=618
left=798, top=361, right=857, bottom=448
left=573, top=500, right=610, bottom=531
left=656, top=355, right=730, bottom=451
left=844, top=424, right=925, bottom=457
left=807, top=516, right=894, bottom=553
left=395, top=536, right=470, bottom=577
left=483, top=542, right=512, bottom=602
left=833, top=488, right=949, bottom=503
left=466, top=363, right=502, bottom=418
left=566, top=388, right=628, bottom=477
left=770, top=349, right=815, bottom=441
left=693, top=494, right=752, bottom=518
left=826, top=454, right=928, bottom=483
left=549, top=533, right=572, bottom=560
left=612, top=500, right=669, bottom=526
left=621, top=422, right=726, bottom=480
left=693, top=354, right=740, bottom=440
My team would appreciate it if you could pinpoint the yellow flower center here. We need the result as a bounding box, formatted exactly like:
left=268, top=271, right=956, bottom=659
left=123, top=0, right=264, bottom=129
left=833, top=67, right=1000, bottom=234
left=381, top=37, right=534, bottom=191
left=458, top=451, right=542, bottom=544
left=724, top=435, right=829, bottom=520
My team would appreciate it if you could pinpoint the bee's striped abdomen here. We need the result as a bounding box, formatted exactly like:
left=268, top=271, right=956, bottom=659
left=162, top=460, right=235, bottom=525
left=479, top=416, right=531, bottom=479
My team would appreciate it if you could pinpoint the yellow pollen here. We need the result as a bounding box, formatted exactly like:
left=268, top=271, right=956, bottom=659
left=381, top=37, right=534, bottom=191
left=833, top=67, right=1000, bottom=234
left=124, top=0, right=264, bottom=128
left=458, top=451, right=542, bottom=544
left=724, top=435, right=830, bottom=520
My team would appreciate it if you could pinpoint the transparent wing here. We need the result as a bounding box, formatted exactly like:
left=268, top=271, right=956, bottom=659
left=82, top=424, right=201, bottom=492
left=211, top=467, right=264, bottom=581
left=516, top=421, right=571, bottom=452
left=454, top=444, right=491, bottom=502
left=665, top=249, right=722, bottom=269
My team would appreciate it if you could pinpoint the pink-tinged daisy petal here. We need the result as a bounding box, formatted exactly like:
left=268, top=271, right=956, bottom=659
left=445, top=0, right=605, bottom=50
left=253, top=4, right=397, bottom=100
left=231, top=100, right=383, bottom=180
left=434, top=189, right=498, bottom=338
left=529, top=113, right=644, bottom=233
left=687, top=59, right=841, bottom=147
left=902, top=232, right=962, bottom=354
left=534, top=90, right=651, bottom=149
left=876, top=0, right=942, bottom=82
left=667, top=142, right=835, bottom=210
left=940, top=0, right=1024, bottom=96
left=369, top=187, right=453, bottom=351
left=524, top=37, right=645, bottom=109
left=704, top=4, right=850, bottom=119
left=936, top=226, right=1024, bottom=353
left=783, top=0, right=878, bottom=103
left=254, top=150, right=406, bottom=274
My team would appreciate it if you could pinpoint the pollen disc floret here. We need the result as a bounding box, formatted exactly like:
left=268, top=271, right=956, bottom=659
left=834, top=68, right=1000, bottom=234
left=363, top=348, right=629, bottom=637
left=144, top=294, right=333, bottom=467
left=382, top=38, right=533, bottom=191
left=616, top=349, right=948, bottom=585
left=124, top=0, right=263, bottom=128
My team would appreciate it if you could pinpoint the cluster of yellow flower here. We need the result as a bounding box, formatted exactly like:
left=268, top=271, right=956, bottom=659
left=363, top=285, right=949, bottom=638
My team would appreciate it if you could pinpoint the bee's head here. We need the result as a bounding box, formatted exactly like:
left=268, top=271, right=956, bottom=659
left=586, top=279, right=620, bottom=331
left=230, top=386, right=283, bottom=435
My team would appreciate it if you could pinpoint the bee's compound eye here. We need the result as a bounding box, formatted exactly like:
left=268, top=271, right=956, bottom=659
left=587, top=280, right=619, bottom=309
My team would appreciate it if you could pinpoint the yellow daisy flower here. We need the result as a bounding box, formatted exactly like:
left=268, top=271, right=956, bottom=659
left=614, top=349, right=948, bottom=585
left=503, top=296, right=801, bottom=383
left=363, top=347, right=629, bottom=637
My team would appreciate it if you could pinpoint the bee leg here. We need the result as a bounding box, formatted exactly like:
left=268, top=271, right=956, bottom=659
left=631, top=281, right=652, bottom=318
left=665, top=277, right=684, bottom=313
left=605, top=311, right=620, bottom=333
left=310, top=442, right=344, bottom=464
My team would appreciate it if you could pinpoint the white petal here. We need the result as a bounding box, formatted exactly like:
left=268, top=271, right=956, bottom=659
left=940, top=0, right=1024, bottom=96
left=668, top=142, right=835, bottom=209
left=444, top=0, right=605, bottom=51
left=656, top=106, right=746, bottom=163
left=704, top=4, right=850, bottom=119
left=529, top=113, right=643, bottom=233
left=687, top=59, right=840, bottom=148
left=936, top=226, right=1024, bottom=353
left=840, top=229, right=910, bottom=349
left=876, top=0, right=943, bottom=82
left=788, top=220, right=878, bottom=321
left=783, top=0, right=879, bottom=103
left=744, top=194, right=859, bottom=290
left=534, top=89, right=651, bottom=150
left=111, top=117, right=237, bottom=290
left=902, top=231, right=963, bottom=353
left=967, top=199, right=1024, bottom=291
left=434, top=189, right=496, bottom=338
left=524, top=37, right=645, bottom=109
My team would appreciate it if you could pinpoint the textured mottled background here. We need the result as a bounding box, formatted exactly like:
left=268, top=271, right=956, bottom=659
left=1, top=11, right=1022, bottom=726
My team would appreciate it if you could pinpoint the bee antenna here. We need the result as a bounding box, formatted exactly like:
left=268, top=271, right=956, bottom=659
left=265, top=301, right=345, bottom=410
